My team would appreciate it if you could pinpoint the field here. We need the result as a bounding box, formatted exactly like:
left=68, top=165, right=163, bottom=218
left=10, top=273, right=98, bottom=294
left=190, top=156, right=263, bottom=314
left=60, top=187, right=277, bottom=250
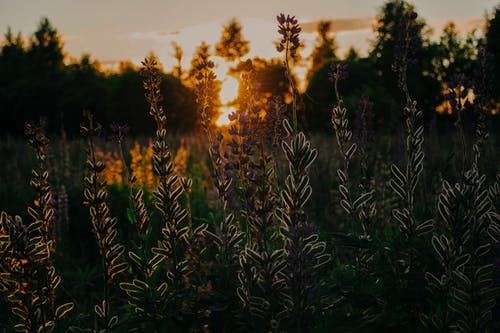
left=1, top=2, right=500, bottom=333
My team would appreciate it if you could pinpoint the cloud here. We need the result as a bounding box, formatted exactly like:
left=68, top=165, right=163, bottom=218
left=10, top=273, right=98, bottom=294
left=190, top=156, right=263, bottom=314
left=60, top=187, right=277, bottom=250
left=301, top=17, right=373, bottom=33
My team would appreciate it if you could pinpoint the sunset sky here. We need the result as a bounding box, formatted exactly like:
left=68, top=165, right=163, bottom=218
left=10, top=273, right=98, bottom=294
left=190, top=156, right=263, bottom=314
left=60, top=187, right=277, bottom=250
left=1, top=0, right=498, bottom=124
left=0, top=0, right=498, bottom=68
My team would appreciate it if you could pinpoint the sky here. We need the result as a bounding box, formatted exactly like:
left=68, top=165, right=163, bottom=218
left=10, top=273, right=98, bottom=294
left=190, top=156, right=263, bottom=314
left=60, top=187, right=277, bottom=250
left=0, top=0, right=498, bottom=69
left=1, top=0, right=497, bottom=124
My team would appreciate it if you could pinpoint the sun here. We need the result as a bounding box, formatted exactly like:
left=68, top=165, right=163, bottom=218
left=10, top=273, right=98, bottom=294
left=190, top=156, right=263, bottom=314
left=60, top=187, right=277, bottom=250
left=216, top=74, right=239, bottom=126
left=217, top=106, right=236, bottom=127
left=219, top=75, right=239, bottom=105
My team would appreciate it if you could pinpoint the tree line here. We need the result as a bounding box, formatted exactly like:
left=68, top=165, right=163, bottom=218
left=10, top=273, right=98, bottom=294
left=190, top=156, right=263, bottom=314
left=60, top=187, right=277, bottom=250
left=0, top=0, right=499, bottom=137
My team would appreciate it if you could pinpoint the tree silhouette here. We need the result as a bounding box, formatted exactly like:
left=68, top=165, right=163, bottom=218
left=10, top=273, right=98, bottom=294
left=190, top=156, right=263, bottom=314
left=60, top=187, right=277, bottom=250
left=215, top=18, right=250, bottom=63
left=28, top=17, right=64, bottom=71
left=486, top=5, right=500, bottom=100
left=171, top=41, right=184, bottom=81
left=433, top=22, right=476, bottom=84
left=306, top=20, right=338, bottom=84
left=370, top=0, right=440, bottom=127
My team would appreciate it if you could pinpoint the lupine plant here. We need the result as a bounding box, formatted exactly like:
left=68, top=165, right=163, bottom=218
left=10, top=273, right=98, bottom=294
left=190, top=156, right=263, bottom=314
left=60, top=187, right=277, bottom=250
left=1, top=121, right=73, bottom=332
left=0, top=9, right=498, bottom=333
left=421, top=63, right=500, bottom=332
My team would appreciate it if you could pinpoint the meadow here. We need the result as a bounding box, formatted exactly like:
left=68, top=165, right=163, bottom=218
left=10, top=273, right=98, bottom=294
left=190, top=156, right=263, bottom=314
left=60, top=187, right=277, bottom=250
left=1, top=3, right=500, bottom=333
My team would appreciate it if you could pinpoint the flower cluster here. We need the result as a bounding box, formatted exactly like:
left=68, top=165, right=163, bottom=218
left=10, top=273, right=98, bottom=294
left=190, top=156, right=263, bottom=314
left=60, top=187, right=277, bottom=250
left=109, top=122, right=129, bottom=144
left=129, top=140, right=156, bottom=189
left=328, top=62, right=349, bottom=82
left=195, top=59, right=218, bottom=128
left=393, top=9, right=422, bottom=87
left=276, top=13, right=301, bottom=58
left=445, top=73, right=473, bottom=111
left=94, top=147, right=124, bottom=185
left=264, top=96, right=288, bottom=150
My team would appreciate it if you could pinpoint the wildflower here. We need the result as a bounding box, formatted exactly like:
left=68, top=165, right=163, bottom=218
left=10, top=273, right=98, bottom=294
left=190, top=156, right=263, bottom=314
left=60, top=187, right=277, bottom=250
left=276, top=13, right=301, bottom=58
left=265, top=96, right=288, bottom=149
left=446, top=73, right=473, bottom=110
left=328, top=62, right=349, bottom=82
left=393, top=9, right=422, bottom=87
left=109, top=122, right=129, bottom=144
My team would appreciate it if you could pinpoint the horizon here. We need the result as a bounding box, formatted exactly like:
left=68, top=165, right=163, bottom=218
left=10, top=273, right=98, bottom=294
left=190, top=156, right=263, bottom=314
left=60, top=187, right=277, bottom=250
left=0, top=0, right=498, bottom=71
left=2, top=0, right=497, bottom=125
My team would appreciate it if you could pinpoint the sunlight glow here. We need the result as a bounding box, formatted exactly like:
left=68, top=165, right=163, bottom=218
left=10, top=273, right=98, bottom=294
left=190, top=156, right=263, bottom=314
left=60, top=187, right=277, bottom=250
left=219, top=75, right=239, bottom=105
left=216, top=106, right=236, bottom=127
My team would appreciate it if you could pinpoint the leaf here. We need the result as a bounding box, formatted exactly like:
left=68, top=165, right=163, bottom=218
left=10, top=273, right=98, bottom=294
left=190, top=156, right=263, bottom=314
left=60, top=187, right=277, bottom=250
left=340, top=199, right=351, bottom=214
left=474, top=264, right=493, bottom=282
left=55, top=302, right=74, bottom=319
left=390, top=179, right=406, bottom=200
left=94, top=303, right=105, bottom=318
left=390, top=164, right=406, bottom=184
left=345, top=143, right=357, bottom=159
left=487, top=221, right=500, bottom=242
left=337, top=169, right=347, bottom=183
left=109, top=262, right=128, bottom=280
left=431, top=235, right=447, bottom=263
left=353, top=191, right=373, bottom=210
left=14, top=324, right=26, bottom=332
left=475, top=243, right=491, bottom=258
left=452, top=286, right=471, bottom=304
left=425, top=272, right=443, bottom=289
left=128, top=251, right=143, bottom=269
left=149, top=253, right=165, bottom=272
left=452, top=270, right=471, bottom=287
left=416, top=219, right=433, bottom=236
left=453, top=254, right=470, bottom=270
left=12, top=307, right=28, bottom=320
left=107, top=316, right=119, bottom=329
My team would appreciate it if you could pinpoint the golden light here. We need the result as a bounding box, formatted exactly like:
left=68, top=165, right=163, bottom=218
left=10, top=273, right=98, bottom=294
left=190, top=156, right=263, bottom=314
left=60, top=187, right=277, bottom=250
left=215, top=59, right=239, bottom=126
left=219, top=75, right=239, bottom=105
left=216, top=105, right=236, bottom=127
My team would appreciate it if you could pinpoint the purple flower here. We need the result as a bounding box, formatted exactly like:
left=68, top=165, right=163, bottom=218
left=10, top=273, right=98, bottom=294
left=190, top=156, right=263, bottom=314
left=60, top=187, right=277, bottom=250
left=265, top=96, right=288, bottom=149
left=109, top=122, right=129, bottom=144
left=245, top=168, right=256, bottom=180
left=276, top=13, right=301, bottom=58
left=328, top=62, right=349, bottom=82
left=393, top=8, right=423, bottom=84
left=446, top=73, right=473, bottom=111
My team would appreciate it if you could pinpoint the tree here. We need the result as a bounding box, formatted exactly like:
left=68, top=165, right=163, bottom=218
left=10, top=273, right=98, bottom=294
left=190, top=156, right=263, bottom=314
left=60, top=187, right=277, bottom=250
left=28, top=17, right=64, bottom=71
left=59, top=55, right=108, bottom=135
left=215, top=18, right=250, bottom=63
left=486, top=5, right=500, bottom=100
left=0, top=28, right=26, bottom=82
left=0, top=18, right=66, bottom=134
left=370, top=0, right=440, bottom=128
left=433, top=22, right=476, bottom=84
left=0, top=28, right=28, bottom=134
left=306, top=20, right=338, bottom=83
left=304, top=56, right=387, bottom=132
left=171, top=41, right=184, bottom=80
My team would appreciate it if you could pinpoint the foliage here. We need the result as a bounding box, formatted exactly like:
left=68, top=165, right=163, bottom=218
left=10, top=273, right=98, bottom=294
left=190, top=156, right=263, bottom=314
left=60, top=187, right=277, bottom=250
left=0, top=4, right=499, bottom=333
left=215, top=18, right=250, bottom=63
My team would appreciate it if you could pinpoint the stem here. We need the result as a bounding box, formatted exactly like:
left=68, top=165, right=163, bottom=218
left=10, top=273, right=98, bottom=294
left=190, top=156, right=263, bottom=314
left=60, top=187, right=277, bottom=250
left=88, top=126, right=109, bottom=331
left=284, top=44, right=297, bottom=133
